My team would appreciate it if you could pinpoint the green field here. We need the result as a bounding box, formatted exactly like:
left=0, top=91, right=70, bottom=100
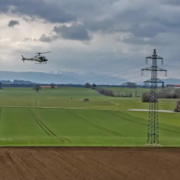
left=0, top=87, right=179, bottom=146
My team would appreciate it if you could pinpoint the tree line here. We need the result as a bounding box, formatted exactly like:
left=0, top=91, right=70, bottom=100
left=85, top=82, right=135, bottom=97
left=97, top=88, right=133, bottom=97
left=142, top=89, right=180, bottom=102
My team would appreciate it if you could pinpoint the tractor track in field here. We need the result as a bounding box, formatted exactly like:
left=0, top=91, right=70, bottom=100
left=109, top=111, right=180, bottom=135
left=28, top=108, right=70, bottom=143
left=70, top=111, right=124, bottom=137
left=108, top=111, right=147, bottom=126
left=0, top=108, right=2, bottom=119
left=0, top=108, right=2, bottom=124
left=28, top=108, right=52, bottom=137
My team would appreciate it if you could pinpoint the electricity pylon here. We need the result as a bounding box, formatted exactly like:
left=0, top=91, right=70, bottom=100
left=142, top=49, right=167, bottom=145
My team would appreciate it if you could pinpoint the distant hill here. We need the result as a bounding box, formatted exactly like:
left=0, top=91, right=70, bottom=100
left=138, top=78, right=180, bottom=86
left=13, top=80, right=35, bottom=84
left=1, top=71, right=179, bottom=86
left=162, top=78, right=180, bottom=85
left=0, top=71, right=127, bottom=85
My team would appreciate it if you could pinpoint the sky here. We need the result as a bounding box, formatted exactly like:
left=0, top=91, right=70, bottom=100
left=0, top=0, right=180, bottom=83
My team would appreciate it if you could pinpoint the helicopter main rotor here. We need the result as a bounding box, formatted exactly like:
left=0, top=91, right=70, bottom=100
left=35, top=52, right=51, bottom=56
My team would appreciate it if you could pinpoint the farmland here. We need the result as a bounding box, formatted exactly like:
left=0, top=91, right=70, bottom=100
left=0, top=147, right=180, bottom=180
left=0, top=87, right=179, bottom=146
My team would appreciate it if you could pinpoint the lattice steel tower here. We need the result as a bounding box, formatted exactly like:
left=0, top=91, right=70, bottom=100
left=142, top=49, right=167, bottom=145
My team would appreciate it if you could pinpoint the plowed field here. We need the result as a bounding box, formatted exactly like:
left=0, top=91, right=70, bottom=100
left=0, top=147, right=179, bottom=180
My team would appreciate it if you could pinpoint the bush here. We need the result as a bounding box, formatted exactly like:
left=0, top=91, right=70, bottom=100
left=0, top=82, right=2, bottom=89
left=129, top=92, right=133, bottom=97
left=97, top=88, right=115, bottom=97
left=85, top=83, right=91, bottom=88
left=174, top=101, right=180, bottom=112
left=142, top=89, right=180, bottom=102
left=50, top=83, right=56, bottom=89
left=34, top=84, right=41, bottom=93
left=142, top=92, right=150, bottom=102
left=92, top=84, right=97, bottom=90
left=175, top=89, right=180, bottom=98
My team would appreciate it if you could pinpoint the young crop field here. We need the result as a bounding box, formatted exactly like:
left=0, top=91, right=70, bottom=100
left=0, top=87, right=179, bottom=146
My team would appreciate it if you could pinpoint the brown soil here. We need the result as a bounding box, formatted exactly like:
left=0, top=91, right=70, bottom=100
left=0, top=147, right=179, bottom=180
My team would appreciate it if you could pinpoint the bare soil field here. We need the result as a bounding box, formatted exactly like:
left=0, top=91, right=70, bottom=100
left=0, top=147, right=179, bottom=180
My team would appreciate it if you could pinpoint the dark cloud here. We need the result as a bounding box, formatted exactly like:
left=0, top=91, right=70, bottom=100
left=122, top=32, right=180, bottom=48
left=0, top=0, right=74, bottom=23
left=39, top=34, right=58, bottom=42
left=2, top=0, right=180, bottom=82
left=131, top=23, right=167, bottom=38
left=54, top=24, right=90, bottom=41
left=8, top=20, right=19, bottom=27
left=164, top=0, right=180, bottom=5
left=2, top=0, right=180, bottom=46
left=0, top=0, right=121, bottom=28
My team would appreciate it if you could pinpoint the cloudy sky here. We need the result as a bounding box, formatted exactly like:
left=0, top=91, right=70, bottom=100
left=0, top=0, right=180, bottom=83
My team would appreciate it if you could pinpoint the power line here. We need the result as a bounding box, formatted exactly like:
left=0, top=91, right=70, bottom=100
left=83, top=49, right=175, bottom=85
left=94, top=68, right=143, bottom=83
left=87, top=64, right=146, bottom=83
left=85, top=52, right=145, bottom=71
left=84, top=50, right=155, bottom=83
left=109, top=74, right=142, bottom=85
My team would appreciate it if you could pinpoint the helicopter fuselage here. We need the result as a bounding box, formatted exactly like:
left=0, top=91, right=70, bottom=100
left=22, top=55, right=48, bottom=63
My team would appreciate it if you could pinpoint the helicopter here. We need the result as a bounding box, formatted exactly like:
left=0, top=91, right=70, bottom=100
left=21, top=52, right=50, bottom=64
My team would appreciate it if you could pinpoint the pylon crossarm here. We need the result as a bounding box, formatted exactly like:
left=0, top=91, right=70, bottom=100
left=142, top=67, right=153, bottom=71
left=156, top=67, right=167, bottom=72
left=156, top=56, right=163, bottom=60
left=145, top=79, right=164, bottom=84
left=154, top=56, right=163, bottom=60
left=146, top=56, right=153, bottom=59
left=146, top=55, right=163, bottom=60
left=142, top=67, right=167, bottom=72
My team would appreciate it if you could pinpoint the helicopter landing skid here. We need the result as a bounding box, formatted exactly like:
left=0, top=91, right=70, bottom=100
left=35, top=62, right=47, bottom=64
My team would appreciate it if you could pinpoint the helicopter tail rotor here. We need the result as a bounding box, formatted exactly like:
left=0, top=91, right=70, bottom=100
left=21, top=55, right=25, bottom=62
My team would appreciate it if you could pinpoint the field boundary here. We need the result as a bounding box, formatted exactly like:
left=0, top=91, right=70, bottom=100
left=0, top=105, right=119, bottom=111
left=128, top=109, right=175, bottom=113
left=110, top=102, right=119, bottom=105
